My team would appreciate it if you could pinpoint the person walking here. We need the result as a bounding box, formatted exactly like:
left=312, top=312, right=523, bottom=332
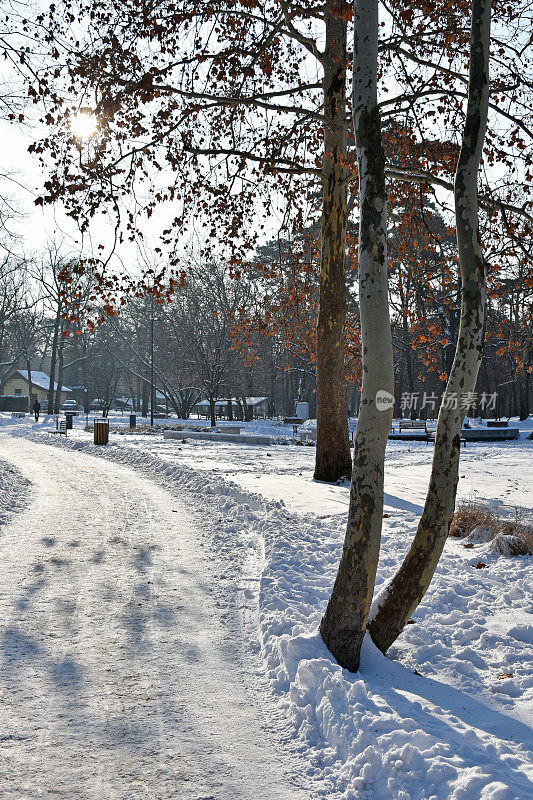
left=32, top=399, right=41, bottom=422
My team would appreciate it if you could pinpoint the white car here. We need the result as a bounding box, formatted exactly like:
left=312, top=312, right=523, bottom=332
left=61, top=400, right=80, bottom=414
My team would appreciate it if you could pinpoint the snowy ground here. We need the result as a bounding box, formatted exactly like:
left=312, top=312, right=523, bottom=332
left=26, top=411, right=530, bottom=515
left=0, top=456, right=30, bottom=527
left=0, top=434, right=310, bottom=800
left=1, top=414, right=532, bottom=799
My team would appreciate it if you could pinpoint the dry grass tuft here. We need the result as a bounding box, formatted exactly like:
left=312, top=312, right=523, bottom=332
left=490, top=530, right=533, bottom=556
left=449, top=499, right=533, bottom=556
left=449, top=500, right=495, bottom=538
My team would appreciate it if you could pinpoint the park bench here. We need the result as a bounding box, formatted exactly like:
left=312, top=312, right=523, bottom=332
left=399, top=419, right=431, bottom=440
left=49, top=419, right=67, bottom=436
left=299, top=419, right=358, bottom=445
left=391, top=418, right=468, bottom=446
left=11, top=412, right=25, bottom=418
left=397, top=419, right=467, bottom=446
left=284, top=417, right=304, bottom=437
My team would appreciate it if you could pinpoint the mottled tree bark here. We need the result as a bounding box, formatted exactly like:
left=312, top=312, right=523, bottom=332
left=320, top=0, right=394, bottom=672
left=369, top=0, right=491, bottom=654
left=314, top=5, right=352, bottom=482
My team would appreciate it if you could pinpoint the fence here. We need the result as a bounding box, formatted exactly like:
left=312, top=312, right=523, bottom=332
left=0, top=395, right=29, bottom=412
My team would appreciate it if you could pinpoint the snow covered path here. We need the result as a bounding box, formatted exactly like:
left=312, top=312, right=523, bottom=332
left=0, top=435, right=309, bottom=800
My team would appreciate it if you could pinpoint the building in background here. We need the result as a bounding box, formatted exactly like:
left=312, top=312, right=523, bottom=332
left=193, top=396, right=270, bottom=420
left=2, top=370, right=73, bottom=408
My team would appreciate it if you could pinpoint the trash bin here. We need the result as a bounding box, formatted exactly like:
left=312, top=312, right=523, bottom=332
left=65, top=412, right=75, bottom=430
left=94, top=418, right=109, bottom=445
left=129, top=413, right=136, bottom=428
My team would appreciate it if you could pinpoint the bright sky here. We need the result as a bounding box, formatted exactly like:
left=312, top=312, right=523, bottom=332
left=0, top=112, right=157, bottom=272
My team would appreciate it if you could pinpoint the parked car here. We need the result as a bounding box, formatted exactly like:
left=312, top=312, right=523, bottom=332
left=114, top=398, right=133, bottom=411
left=60, top=400, right=80, bottom=414
left=89, top=399, right=104, bottom=411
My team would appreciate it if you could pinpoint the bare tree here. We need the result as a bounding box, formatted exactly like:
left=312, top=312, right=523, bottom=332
left=166, top=264, right=249, bottom=427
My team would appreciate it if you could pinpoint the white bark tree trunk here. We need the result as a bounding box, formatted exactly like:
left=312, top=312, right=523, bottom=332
left=320, top=0, right=394, bottom=672
left=369, top=0, right=491, bottom=654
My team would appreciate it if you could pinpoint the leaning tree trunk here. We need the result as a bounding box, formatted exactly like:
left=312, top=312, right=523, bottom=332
left=369, top=0, right=491, bottom=654
left=314, top=4, right=352, bottom=482
left=320, top=0, right=394, bottom=672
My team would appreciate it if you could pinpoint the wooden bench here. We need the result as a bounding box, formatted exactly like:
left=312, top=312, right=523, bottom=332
left=399, top=419, right=430, bottom=437
left=426, top=429, right=467, bottom=447
left=49, top=419, right=67, bottom=436
left=300, top=420, right=358, bottom=445
left=396, top=418, right=466, bottom=446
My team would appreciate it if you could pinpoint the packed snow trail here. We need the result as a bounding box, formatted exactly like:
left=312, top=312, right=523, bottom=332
left=0, top=435, right=309, bottom=800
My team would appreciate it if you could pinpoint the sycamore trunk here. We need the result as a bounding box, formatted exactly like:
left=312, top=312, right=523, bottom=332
left=320, top=0, right=394, bottom=672
left=314, top=5, right=352, bottom=482
left=369, top=0, right=491, bottom=654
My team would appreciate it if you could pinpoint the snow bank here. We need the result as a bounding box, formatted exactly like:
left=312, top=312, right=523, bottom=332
left=0, top=457, right=31, bottom=527
left=16, top=429, right=533, bottom=800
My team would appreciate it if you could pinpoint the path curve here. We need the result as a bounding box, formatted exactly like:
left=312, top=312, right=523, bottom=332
left=0, top=435, right=308, bottom=800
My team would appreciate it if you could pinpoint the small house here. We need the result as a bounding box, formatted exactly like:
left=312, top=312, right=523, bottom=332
left=2, top=370, right=73, bottom=408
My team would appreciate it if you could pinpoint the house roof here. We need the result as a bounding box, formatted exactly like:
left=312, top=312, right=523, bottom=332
left=11, top=370, right=72, bottom=393
left=194, top=396, right=268, bottom=408
left=194, top=399, right=229, bottom=409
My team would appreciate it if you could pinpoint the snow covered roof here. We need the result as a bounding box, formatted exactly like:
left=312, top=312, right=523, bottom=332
left=194, top=397, right=268, bottom=408
left=194, top=396, right=269, bottom=409
left=11, top=370, right=72, bottom=393
left=194, top=399, right=231, bottom=409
